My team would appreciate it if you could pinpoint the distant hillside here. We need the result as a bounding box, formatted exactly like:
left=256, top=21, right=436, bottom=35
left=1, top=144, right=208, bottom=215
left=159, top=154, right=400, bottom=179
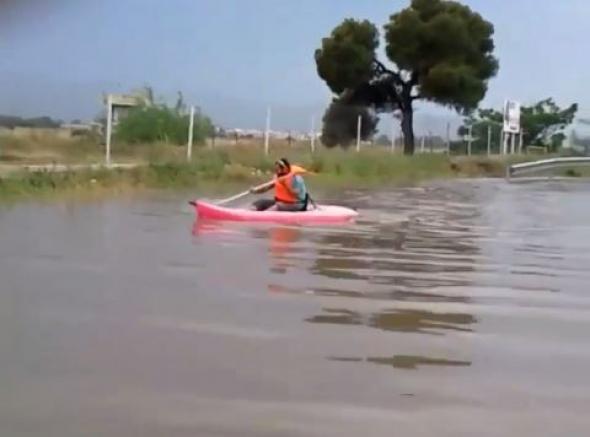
left=0, top=115, right=62, bottom=129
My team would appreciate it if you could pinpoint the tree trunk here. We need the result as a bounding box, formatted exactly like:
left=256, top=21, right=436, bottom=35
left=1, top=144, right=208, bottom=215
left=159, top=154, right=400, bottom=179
left=401, top=107, right=415, bottom=155
left=398, top=82, right=416, bottom=155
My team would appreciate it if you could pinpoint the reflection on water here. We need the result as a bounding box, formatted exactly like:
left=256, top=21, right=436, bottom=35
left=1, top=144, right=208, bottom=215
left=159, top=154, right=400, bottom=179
left=190, top=183, right=485, bottom=380
left=3, top=180, right=590, bottom=436
left=307, top=308, right=476, bottom=335
left=267, top=227, right=302, bottom=273
left=330, top=355, right=472, bottom=370
left=367, top=355, right=472, bottom=370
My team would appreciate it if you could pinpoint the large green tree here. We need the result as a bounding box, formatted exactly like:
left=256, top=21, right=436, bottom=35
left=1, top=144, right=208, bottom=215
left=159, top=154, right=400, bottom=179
left=315, top=0, right=498, bottom=154
left=459, top=98, right=578, bottom=153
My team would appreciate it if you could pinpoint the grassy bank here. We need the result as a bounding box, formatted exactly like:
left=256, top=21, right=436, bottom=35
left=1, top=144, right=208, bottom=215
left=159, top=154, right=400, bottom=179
left=0, top=144, right=529, bottom=202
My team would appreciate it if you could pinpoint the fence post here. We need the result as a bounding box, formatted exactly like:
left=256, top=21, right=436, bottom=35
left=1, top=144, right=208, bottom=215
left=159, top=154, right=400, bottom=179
left=105, top=94, right=113, bottom=166
left=356, top=115, right=362, bottom=152
left=310, top=116, right=316, bottom=153
left=187, top=105, right=195, bottom=161
left=264, top=107, right=271, bottom=155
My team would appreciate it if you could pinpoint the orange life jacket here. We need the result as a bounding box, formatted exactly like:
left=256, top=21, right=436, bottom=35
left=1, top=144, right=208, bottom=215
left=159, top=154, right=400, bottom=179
left=274, top=165, right=307, bottom=203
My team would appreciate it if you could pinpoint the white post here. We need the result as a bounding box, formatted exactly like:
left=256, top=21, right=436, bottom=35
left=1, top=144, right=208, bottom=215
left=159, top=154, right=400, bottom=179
left=467, top=125, right=473, bottom=156
left=420, top=135, right=425, bottom=153
left=510, top=133, right=516, bottom=154
left=187, top=105, right=195, bottom=161
left=105, top=94, right=113, bottom=166
left=310, top=116, right=316, bottom=153
left=391, top=121, right=395, bottom=153
left=502, top=131, right=508, bottom=155
left=264, top=106, right=271, bottom=155
left=356, top=115, right=362, bottom=152
left=518, top=131, right=523, bottom=154
left=487, top=124, right=492, bottom=156
left=446, top=122, right=451, bottom=154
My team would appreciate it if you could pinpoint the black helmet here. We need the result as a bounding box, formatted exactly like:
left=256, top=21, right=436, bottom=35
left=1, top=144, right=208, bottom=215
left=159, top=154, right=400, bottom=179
left=275, top=158, right=291, bottom=171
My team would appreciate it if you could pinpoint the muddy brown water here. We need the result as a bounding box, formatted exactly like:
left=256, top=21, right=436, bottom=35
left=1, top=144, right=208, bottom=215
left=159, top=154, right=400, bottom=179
left=1, top=179, right=590, bottom=436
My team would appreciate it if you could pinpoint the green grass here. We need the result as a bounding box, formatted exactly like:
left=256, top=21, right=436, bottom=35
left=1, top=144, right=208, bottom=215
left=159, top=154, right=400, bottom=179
left=0, top=146, right=524, bottom=202
left=7, top=132, right=571, bottom=204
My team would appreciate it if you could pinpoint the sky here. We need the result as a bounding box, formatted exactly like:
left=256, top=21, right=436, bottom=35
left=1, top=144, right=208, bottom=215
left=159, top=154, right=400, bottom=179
left=1, top=0, right=589, bottom=135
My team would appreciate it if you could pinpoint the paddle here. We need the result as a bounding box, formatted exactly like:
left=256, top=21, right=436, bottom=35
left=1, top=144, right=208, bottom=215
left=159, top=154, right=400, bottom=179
left=188, top=180, right=274, bottom=208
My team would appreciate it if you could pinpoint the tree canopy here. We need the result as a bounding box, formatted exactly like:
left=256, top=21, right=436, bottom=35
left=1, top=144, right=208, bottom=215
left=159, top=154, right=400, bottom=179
left=315, top=0, right=498, bottom=154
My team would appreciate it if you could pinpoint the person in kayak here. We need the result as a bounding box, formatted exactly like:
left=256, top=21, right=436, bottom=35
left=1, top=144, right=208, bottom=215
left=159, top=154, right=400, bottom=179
left=250, top=158, right=309, bottom=211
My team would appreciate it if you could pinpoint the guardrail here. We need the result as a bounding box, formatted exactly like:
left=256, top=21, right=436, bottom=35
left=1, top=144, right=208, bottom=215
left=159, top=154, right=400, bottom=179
left=507, top=157, right=590, bottom=178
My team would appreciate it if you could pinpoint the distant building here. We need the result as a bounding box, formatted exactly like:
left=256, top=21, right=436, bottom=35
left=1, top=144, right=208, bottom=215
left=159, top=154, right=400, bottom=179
left=223, top=128, right=311, bottom=141
left=226, top=129, right=265, bottom=139
left=61, top=122, right=103, bottom=136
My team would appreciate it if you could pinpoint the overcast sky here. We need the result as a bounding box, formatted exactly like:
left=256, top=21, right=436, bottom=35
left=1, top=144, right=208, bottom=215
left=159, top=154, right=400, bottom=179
left=1, top=0, right=589, bottom=134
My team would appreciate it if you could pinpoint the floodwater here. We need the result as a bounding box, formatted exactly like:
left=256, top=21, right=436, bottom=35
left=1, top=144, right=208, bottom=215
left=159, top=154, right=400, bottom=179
left=1, top=179, right=590, bottom=436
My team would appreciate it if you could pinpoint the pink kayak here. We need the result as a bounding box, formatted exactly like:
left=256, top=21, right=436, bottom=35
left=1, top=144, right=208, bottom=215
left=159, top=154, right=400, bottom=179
left=192, top=201, right=358, bottom=224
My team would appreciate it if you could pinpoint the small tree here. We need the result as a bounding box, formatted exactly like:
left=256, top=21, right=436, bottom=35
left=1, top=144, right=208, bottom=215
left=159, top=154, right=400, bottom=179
left=315, top=0, right=499, bottom=154
left=321, top=98, right=378, bottom=148
left=174, top=91, right=187, bottom=115
left=375, top=134, right=392, bottom=146
left=460, top=98, right=578, bottom=153
left=116, top=105, right=214, bottom=145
